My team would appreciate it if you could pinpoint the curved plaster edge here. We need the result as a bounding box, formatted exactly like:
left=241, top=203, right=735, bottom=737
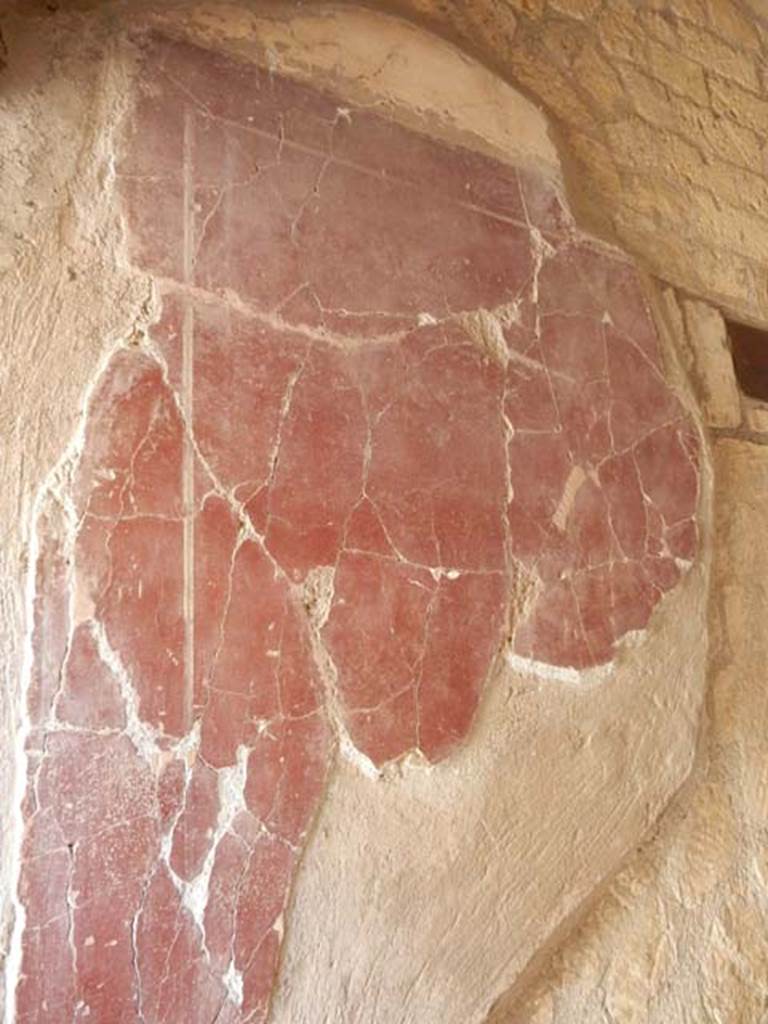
left=269, top=551, right=710, bottom=1024
left=0, top=12, right=153, bottom=993
left=479, top=278, right=717, bottom=1022
left=141, top=1, right=561, bottom=180
left=487, top=438, right=760, bottom=1024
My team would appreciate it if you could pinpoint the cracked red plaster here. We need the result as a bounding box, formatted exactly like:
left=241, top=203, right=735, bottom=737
left=12, top=34, right=700, bottom=1024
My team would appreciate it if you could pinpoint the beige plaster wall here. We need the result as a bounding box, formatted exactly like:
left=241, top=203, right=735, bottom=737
left=495, top=437, right=768, bottom=1024
left=0, top=2, right=760, bottom=1022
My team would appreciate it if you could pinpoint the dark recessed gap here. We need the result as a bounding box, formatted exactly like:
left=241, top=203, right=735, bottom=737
left=726, top=318, right=768, bottom=403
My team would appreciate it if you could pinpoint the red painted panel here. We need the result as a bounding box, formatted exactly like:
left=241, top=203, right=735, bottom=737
left=15, top=33, right=700, bottom=1023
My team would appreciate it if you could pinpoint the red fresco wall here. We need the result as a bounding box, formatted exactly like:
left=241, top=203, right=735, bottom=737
left=14, top=35, right=700, bottom=1023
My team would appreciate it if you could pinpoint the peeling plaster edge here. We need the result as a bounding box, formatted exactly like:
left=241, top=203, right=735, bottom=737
left=645, top=276, right=716, bottom=565
left=2, top=28, right=157, bottom=1013
left=505, top=651, right=612, bottom=686
left=488, top=277, right=717, bottom=1022
left=179, top=746, right=249, bottom=948
left=90, top=620, right=180, bottom=765
left=140, top=3, right=561, bottom=183
left=3, top=482, right=39, bottom=1023
left=3, top=322, right=142, bottom=1020
left=300, top=568, right=383, bottom=781
left=337, top=732, right=381, bottom=780
left=139, top=301, right=388, bottom=785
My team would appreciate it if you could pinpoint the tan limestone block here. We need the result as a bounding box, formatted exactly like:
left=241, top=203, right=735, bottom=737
left=681, top=298, right=742, bottom=428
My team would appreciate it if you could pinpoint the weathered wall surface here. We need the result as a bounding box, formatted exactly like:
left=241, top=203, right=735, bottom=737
left=495, top=438, right=768, bottom=1024
left=0, top=2, right=762, bottom=1023
left=0, top=10, right=149, bottom=1017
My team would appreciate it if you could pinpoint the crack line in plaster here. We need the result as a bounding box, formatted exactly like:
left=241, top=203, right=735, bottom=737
left=174, top=746, right=249, bottom=952
left=90, top=619, right=196, bottom=766
left=3, top=318, right=153, bottom=1021
left=154, top=276, right=414, bottom=350
left=139, top=325, right=490, bottom=777
left=147, top=216, right=697, bottom=732
left=530, top=226, right=556, bottom=307
left=300, top=566, right=381, bottom=779
left=151, top=65, right=540, bottom=238
left=130, top=872, right=151, bottom=1024
left=223, top=958, right=244, bottom=1010
left=65, top=841, right=78, bottom=983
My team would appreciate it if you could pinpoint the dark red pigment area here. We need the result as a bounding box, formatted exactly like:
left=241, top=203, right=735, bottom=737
left=16, top=35, right=700, bottom=1024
